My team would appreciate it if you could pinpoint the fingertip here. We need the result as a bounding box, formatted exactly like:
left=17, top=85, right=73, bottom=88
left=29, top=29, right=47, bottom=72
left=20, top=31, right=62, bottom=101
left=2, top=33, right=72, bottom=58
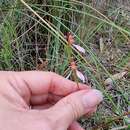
left=84, top=106, right=97, bottom=118
left=48, top=72, right=90, bottom=95
left=68, top=121, right=84, bottom=130
left=82, top=89, right=103, bottom=109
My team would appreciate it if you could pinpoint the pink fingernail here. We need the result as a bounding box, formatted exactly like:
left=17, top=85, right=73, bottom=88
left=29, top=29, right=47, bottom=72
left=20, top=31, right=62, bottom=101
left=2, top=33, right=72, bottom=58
left=82, top=89, right=103, bottom=108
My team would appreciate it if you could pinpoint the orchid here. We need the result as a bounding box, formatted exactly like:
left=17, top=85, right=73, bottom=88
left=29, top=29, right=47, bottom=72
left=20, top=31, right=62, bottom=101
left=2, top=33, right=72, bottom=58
left=66, top=32, right=85, bottom=54
left=64, top=32, right=86, bottom=85
left=66, top=60, right=86, bottom=83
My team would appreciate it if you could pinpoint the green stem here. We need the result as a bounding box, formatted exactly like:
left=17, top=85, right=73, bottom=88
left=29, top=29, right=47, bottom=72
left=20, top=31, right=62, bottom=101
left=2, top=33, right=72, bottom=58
left=73, top=70, right=79, bottom=89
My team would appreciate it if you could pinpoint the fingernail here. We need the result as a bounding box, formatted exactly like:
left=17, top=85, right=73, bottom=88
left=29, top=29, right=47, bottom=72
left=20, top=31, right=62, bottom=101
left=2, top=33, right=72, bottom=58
left=82, top=89, right=103, bottom=108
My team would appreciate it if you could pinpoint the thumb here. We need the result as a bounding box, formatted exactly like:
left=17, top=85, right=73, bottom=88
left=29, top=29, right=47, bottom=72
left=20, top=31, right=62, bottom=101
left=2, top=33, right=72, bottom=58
left=48, top=89, right=103, bottom=129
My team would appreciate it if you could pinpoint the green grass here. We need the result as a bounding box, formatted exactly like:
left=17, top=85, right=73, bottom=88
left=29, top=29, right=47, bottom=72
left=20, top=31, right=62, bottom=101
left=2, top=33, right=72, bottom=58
left=0, top=0, right=130, bottom=129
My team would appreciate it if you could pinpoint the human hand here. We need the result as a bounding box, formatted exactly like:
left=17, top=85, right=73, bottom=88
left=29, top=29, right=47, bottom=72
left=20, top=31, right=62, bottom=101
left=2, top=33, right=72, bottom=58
left=0, top=71, right=103, bottom=130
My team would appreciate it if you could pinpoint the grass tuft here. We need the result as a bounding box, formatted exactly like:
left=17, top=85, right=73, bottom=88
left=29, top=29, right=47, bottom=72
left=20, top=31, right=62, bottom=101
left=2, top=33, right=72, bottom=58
left=0, top=0, right=130, bottom=129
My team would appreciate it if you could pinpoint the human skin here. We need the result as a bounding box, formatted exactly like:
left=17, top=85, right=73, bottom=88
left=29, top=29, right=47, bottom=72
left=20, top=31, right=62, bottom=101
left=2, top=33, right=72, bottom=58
left=0, top=71, right=103, bottom=130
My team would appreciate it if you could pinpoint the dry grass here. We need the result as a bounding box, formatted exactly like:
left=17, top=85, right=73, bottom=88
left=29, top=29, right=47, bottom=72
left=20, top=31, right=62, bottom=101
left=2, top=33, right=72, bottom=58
left=0, top=0, right=130, bottom=129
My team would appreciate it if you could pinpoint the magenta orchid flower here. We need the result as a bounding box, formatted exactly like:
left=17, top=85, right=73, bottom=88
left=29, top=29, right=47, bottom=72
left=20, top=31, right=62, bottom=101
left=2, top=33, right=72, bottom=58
left=66, top=32, right=85, bottom=54
left=66, top=61, right=86, bottom=83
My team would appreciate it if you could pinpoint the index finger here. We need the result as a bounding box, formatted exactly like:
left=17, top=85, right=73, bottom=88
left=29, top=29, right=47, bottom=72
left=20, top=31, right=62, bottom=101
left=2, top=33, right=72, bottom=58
left=18, top=71, right=89, bottom=96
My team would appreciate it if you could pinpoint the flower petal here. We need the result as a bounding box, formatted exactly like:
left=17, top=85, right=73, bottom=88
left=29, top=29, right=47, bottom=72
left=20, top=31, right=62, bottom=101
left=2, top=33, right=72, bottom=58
left=76, top=70, right=85, bottom=83
left=72, top=44, right=85, bottom=54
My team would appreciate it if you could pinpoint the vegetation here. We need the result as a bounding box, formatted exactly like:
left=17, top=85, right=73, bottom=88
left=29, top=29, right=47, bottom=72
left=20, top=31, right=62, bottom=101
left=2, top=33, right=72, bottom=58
left=0, top=0, right=130, bottom=129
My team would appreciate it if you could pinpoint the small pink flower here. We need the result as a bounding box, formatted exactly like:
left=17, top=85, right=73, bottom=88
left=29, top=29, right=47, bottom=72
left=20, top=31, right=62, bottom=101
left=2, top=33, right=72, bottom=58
left=76, top=70, right=85, bottom=83
left=72, top=44, right=85, bottom=54
left=66, top=60, right=86, bottom=83
left=66, top=32, right=85, bottom=54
